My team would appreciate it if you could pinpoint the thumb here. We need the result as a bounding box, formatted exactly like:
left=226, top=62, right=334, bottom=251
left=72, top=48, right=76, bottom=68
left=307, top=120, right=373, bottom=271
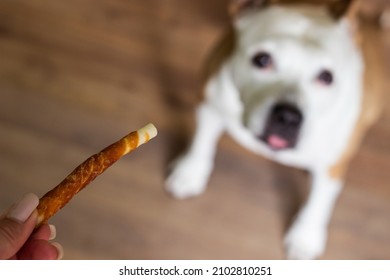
left=0, top=193, right=39, bottom=259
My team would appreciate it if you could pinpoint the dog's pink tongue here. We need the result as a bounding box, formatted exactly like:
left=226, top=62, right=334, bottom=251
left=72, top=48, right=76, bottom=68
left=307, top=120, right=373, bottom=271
left=267, top=135, right=289, bottom=149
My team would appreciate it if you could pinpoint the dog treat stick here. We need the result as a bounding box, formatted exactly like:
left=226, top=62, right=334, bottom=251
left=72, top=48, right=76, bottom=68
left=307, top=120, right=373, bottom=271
left=36, top=123, right=157, bottom=227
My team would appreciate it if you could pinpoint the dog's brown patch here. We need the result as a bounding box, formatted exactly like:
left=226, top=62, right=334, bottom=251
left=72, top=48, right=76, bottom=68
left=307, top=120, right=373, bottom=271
left=329, top=17, right=386, bottom=180
left=229, top=0, right=359, bottom=20
left=202, top=27, right=236, bottom=83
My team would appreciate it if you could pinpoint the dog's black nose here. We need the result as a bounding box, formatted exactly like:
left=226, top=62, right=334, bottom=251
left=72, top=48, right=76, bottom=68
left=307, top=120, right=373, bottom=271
left=272, top=103, right=302, bottom=127
left=261, top=103, right=303, bottom=150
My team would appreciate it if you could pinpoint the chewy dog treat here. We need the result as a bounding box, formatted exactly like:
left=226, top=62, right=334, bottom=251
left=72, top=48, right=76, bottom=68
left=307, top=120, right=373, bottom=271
left=36, top=123, right=157, bottom=227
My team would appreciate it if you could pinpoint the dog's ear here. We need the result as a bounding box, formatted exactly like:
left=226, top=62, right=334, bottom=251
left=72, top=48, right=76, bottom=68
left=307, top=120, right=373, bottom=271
left=229, top=0, right=270, bottom=18
left=327, top=0, right=356, bottom=19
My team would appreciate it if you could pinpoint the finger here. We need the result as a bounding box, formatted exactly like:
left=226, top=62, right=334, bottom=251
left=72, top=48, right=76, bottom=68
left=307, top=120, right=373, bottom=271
left=17, top=239, right=63, bottom=260
left=32, top=224, right=56, bottom=241
left=0, top=213, right=38, bottom=259
left=0, top=194, right=39, bottom=260
left=4, top=193, right=39, bottom=224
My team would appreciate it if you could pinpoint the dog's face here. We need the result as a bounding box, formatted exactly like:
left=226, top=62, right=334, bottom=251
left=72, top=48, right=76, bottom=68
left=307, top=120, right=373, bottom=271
left=230, top=1, right=362, bottom=152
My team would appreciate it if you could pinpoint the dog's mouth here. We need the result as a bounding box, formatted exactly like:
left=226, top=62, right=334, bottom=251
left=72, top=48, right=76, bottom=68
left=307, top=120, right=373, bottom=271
left=259, top=103, right=303, bottom=151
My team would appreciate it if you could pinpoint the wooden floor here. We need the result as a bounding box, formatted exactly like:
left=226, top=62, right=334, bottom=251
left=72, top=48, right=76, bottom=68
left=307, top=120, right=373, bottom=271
left=0, top=0, right=389, bottom=260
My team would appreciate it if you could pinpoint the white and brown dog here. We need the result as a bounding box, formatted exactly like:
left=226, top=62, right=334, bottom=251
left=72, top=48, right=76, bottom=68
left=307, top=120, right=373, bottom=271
left=166, top=0, right=387, bottom=259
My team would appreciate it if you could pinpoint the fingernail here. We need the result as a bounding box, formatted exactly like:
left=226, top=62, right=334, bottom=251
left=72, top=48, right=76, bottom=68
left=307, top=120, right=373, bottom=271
left=49, top=224, right=56, bottom=240
left=6, top=193, right=39, bottom=223
left=51, top=242, right=64, bottom=260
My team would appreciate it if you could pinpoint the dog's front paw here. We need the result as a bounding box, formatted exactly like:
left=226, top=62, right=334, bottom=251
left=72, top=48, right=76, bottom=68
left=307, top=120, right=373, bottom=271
left=284, top=220, right=327, bottom=260
left=166, top=156, right=212, bottom=199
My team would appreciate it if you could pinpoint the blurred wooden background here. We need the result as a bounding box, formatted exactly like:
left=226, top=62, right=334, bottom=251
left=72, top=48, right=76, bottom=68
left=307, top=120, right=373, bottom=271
left=0, top=0, right=389, bottom=259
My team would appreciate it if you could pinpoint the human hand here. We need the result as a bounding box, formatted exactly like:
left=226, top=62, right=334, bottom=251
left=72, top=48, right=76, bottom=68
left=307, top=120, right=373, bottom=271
left=0, top=193, right=63, bottom=260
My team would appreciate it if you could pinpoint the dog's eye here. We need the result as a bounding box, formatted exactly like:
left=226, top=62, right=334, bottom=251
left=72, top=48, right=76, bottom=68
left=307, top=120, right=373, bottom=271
left=317, top=70, right=333, bottom=86
left=252, top=52, right=273, bottom=69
